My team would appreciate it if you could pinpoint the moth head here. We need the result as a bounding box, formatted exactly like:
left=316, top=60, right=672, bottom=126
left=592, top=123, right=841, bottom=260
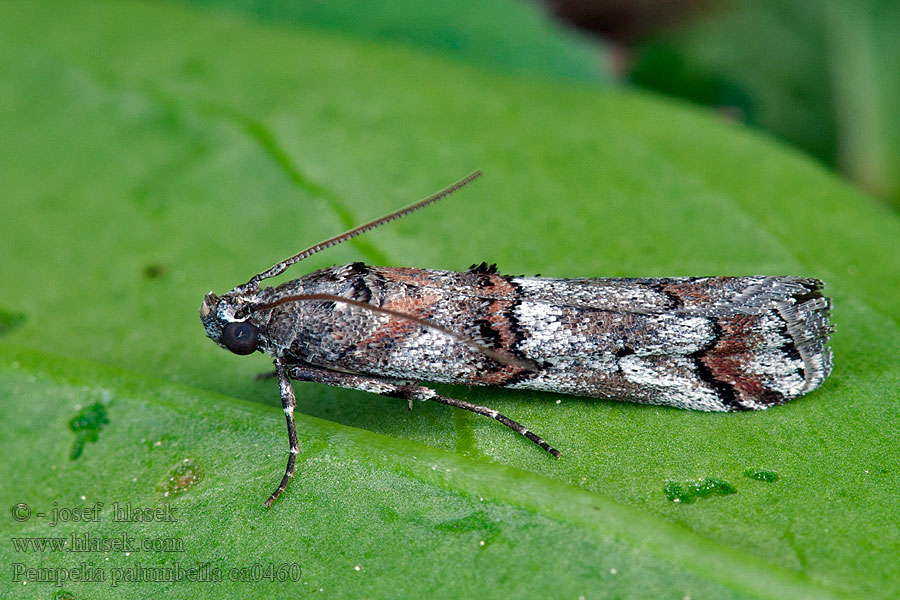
left=200, top=291, right=262, bottom=356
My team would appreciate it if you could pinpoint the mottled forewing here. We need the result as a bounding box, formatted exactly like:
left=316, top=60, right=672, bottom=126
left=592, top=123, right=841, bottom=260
left=259, top=264, right=832, bottom=412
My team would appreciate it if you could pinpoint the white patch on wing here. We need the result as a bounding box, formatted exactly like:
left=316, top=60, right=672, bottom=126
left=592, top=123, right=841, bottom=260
left=619, top=355, right=724, bottom=411
left=745, top=350, right=806, bottom=398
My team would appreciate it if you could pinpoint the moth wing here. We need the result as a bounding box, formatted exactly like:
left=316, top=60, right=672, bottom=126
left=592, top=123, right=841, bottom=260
left=349, top=267, right=833, bottom=410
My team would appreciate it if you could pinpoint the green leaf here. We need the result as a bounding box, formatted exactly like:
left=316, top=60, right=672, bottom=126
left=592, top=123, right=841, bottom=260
left=0, top=345, right=845, bottom=599
left=1, top=1, right=898, bottom=598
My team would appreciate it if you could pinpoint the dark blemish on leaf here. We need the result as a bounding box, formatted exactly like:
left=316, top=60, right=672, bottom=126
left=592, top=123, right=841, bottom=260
left=664, top=482, right=693, bottom=504
left=377, top=505, right=400, bottom=523
left=744, top=469, right=779, bottom=483
left=68, top=402, right=110, bottom=460
left=433, top=511, right=494, bottom=533
left=143, top=263, right=166, bottom=279
left=0, top=309, right=26, bottom=336
left=691, top=477, right=736, bottom=498
left=432, top=511, right=501, bottom=548
left=163, top=458, right=202, bottom=497
left=54, top=591, right=78, bottom=600
left=664, top=477, right=736, bottom=503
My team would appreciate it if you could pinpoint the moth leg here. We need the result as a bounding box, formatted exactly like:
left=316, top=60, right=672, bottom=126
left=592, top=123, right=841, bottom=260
left=264, top=360, right=299, bottom=508
left=424, top=390, right=561, bottom=458
left=286, top=364, right=560, bottom=458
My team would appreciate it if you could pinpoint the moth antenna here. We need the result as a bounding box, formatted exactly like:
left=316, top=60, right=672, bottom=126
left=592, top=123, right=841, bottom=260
left=238, top=170, right=483, bottom=292
left=250, top=292, right=539, bottom=373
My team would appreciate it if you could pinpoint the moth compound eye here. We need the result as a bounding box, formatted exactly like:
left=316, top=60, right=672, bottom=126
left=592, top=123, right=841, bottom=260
left=222, top=321, right=259, bottom=355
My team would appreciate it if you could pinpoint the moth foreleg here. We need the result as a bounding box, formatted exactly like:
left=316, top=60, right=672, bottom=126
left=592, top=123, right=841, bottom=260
left=264, top=360, right=299, bottom=508
left=285, top=364, right=560, bottom=458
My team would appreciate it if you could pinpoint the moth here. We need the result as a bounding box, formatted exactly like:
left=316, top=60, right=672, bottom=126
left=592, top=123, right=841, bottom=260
left=200, top=171, right=833, bottom=506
